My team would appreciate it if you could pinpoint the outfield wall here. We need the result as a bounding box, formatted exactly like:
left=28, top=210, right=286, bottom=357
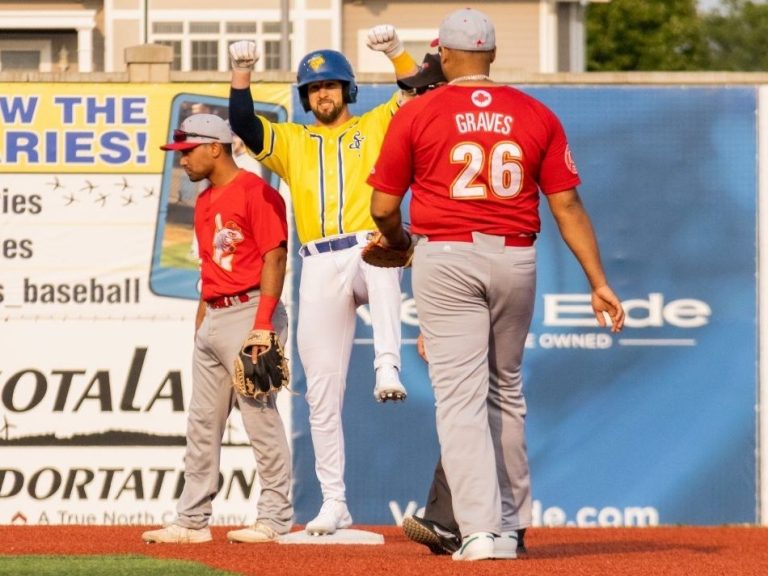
left=0, top=74, right=764, bottom=527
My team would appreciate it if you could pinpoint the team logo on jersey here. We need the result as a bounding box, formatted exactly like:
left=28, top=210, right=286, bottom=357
left=307, top=54, right=326, bottom=71
left=212, top=213, right=244, bottom=271
left=565, top=144, right=579, bottom=175
left=471, top=90, right=492, bottom=108
left=349, top=131, right=365, bottom=150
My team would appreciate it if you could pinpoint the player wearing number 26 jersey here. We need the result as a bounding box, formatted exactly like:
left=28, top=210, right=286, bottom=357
left=368, top=7, right=624, bottom=561
left=369, top=84, right=580, bottom=237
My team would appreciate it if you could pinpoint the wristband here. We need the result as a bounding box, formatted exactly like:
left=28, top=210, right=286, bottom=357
left=392, top=52, right=418, bottom=77
left=253, top=294, right=279, bottom=331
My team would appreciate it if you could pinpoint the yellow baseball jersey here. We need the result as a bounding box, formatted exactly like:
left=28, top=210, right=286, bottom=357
left=253, top=92, right=400, bottom=245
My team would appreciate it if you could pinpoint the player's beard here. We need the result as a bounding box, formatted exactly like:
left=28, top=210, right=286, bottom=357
left=184, top=167, right=208, bottom=183
left=185, top=169, right=205, bottom=182
left=313, top=99, right=344, bottom=124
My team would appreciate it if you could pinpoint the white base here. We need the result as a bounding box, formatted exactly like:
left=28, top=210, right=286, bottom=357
left=278, top=528, right=385, bottom=545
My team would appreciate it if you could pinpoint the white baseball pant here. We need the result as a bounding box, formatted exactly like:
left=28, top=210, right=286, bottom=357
left=297, top=231, right=402, bottom=501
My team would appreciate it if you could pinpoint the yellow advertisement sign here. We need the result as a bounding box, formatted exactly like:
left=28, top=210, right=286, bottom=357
left=0, top=83, right=289, bottom=173
left=0, top=81, right=293, bottom=525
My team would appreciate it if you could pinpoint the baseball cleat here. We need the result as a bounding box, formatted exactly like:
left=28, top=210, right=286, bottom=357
left=374, top=365, right=407, bottom=403
left=402, top=515, right=461, bottom=555
left=305, top=499, right=353, bottom=535
left=452, top=532, right=496, bottom=561
left=141, top=524, right=212, bottom=544
left=493, top=531, right=519, bottom=559
left=227, top=521, right=281, bottom=543
left=515, top=528, right=528, bottom=557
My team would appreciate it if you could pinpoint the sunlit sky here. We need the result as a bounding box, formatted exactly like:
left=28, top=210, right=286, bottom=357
left=697, top=0, right=721, bottom=10
left=698, top=0, right=767, bottom=10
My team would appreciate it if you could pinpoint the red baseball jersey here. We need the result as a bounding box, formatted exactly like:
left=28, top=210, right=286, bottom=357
left=367, top=85, right=581, bottom=236
left=194, top=169, right=287, bottom=300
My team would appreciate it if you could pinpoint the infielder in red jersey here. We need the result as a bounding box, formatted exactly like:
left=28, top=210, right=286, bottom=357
left=367, top=8, right=625, bottom=562
left=142, top=113, right=293, bottom=545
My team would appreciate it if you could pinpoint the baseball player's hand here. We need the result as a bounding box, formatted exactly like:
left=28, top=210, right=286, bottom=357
left=592, top=285, right=625, bottom=333
left=366, top=25, right=404, bottom=59
left=229, top=40, right=260, bottom=71
left=416, top=333, right=428, bottom=363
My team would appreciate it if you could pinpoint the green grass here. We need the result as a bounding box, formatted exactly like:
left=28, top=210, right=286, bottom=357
left=160, top=242, right=199, bottom=270
left=0, top=555, right=240, bottom=576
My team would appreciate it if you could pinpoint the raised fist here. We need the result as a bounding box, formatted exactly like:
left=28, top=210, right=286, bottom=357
left=366, top=24, right=404, bottom=59
left=229, top=40, right=260, bottom=71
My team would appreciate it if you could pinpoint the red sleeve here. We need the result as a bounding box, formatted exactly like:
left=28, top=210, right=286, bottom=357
left=537, top=107, right=581, bottom=194
left=249, top=180, right=288, bottom=254
left=367, top=107, right=415, bottom=196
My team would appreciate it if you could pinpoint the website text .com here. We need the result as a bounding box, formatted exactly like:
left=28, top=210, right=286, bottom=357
left=532, top=500, right=660, bottom=527
left=390, top=500, right=659, bottom=527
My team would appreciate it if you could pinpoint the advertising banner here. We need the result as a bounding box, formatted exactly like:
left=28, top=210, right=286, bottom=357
left=525, top=86, right=757, bottom=525
left=1, top=82, right=759, bottom=527
left=292, top=86, right=758, bottom=526
left=0, top=83, right=292, bottom=525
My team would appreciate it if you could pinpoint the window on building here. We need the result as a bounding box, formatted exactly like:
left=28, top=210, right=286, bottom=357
left=151, top=19, right=291, bottom=72
left=191, top=40, right=218, bottom=71
left=263, top=41, right=283, bottom=71
left=153, top=22, right=183, bottom=34
left=262, top=22, right=291, bottom=71
left=226, top=22, right=257, bottom=34
left=0, top=39, right=52, bottom=72
left=263, top=22, right=292, bottom=34
left=0, top=50, right=41, bottom=71
left=156, top=40, right=182, bottom=71
left=190, top=22, right=220, bottom=34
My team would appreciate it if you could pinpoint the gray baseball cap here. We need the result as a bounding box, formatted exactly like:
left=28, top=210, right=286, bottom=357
left=161, top=113, right=233, bottom=151
left=431, top=8, right=496, bottom=52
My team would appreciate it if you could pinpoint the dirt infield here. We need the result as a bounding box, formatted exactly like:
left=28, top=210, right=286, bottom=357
left=3, top=525, right=768, bottom=575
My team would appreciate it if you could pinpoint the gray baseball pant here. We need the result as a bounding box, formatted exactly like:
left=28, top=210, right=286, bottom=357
left=175, top=292, right=293, bottom=533
left=412, top=232, right=535, bottom=536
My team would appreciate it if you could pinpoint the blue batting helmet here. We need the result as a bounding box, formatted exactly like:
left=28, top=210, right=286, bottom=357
left=296, top=50, right=358, bottom=112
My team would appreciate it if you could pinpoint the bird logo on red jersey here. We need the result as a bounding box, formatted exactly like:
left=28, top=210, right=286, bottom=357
left=212, top=214, right=244, bottom=271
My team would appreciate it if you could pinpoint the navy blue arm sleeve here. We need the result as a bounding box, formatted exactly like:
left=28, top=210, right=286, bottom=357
left=229, top=87, right=265, bottom=155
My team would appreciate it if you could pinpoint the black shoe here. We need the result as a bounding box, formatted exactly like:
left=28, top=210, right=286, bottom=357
left=517, top=528, right=528, bottom=556
left=402, top=515, right=461, bottom=555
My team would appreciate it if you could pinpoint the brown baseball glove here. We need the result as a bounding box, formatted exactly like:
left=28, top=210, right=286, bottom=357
left=233, top=330, right=290, bottom=400
left=361, top=231, right=413, bottom=268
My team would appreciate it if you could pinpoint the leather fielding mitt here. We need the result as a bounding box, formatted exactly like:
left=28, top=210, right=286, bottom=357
left=233, top=330, right=290, bottom=400
left=361, top=231, right=413, bottom=268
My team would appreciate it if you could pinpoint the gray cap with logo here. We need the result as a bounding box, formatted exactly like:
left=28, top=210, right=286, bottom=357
left=161, top=113, right=233, bottom=151
left=432, top=8, right=496, bottom=52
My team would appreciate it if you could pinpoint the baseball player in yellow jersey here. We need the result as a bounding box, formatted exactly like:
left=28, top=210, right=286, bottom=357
left=228, top=27, right=418, bottom=535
